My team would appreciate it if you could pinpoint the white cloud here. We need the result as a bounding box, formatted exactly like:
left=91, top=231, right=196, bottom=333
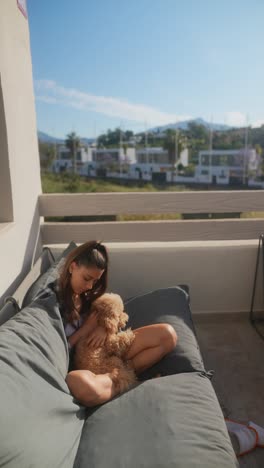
left=35, top=79, right=57, bottom=90
left=252, top=120, right=264, bottom=128
left=224, top=112, right=264, bottom=128
left=34, top=79, right=191, bottom=125
left=224, top=111, right=247, bottom=127
left=36, top=95, right=59, bottom=104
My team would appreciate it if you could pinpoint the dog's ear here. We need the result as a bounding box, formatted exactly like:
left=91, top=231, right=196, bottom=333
left=102, top=317, right=119, bottom=334
left=118, top=311, right=129, bottom=329
left=97, top=307, right=119, bottom=333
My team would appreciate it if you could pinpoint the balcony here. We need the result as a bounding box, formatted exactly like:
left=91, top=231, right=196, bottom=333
left=1, top=182, right=264, bottom=466
left=38, top=189, right=264, bottom=466
left=37, top=189, right=264, bottom=314
left=1, top=3, right=263, bottom=464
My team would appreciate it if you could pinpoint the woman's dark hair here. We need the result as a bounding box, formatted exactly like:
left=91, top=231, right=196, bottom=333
left=58, top=240, right=108, bottom=324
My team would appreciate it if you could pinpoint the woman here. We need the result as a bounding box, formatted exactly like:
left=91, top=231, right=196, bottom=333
left=58, top=241, right=177, bottom=407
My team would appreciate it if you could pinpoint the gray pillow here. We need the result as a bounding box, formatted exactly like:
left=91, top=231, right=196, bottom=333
left=0, top=297, right=20, bottom=327
left=125, top=286, right=207, bottom=379
left=0, top=285, right=85, bottom=468
left=75, top=372, right=238, bottom=468
left=22, top=241, right=77, bottom=308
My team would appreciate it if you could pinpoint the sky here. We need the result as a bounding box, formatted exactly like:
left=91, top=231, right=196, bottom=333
left=27, top=0, right=264, bottom=139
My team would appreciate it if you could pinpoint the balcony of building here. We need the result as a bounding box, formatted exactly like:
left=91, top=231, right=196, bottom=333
left=1, top=2, right=264, bottom=466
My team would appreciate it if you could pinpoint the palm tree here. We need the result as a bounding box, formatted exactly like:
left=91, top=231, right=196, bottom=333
left=65, top=132, right=80, bottom=174
left=163, top=129, right=186, bottom=165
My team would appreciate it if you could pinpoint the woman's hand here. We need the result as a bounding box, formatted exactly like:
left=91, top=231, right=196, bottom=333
left=85, top=326, right=107, bottom=349
left=69, top=311, right=99, bottom=348
left=82, top=311, right=98, bottom=333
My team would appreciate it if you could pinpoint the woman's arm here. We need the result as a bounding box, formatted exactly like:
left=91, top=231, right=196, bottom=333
left=68, top=311, right=98, bottom=348
left=84, top=326, right=107, bottom=349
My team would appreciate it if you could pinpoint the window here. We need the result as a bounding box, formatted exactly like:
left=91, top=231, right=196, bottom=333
left=201, top=155, right=209, bottom=166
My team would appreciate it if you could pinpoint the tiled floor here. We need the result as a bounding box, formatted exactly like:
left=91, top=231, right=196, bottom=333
left=194, top=315, right=264, bottom=468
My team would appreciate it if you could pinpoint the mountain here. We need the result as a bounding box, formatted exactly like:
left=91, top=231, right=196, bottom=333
left=38, top=131, right=95, bottom=145
left=38, top=118, right=231, bottom=144
left=149, top=118, right=232, bottom=133
left=38, top=131, right=64, bottom=144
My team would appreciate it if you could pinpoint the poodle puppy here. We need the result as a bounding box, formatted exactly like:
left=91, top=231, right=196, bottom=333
left=74, top=293, right=137, bottom=393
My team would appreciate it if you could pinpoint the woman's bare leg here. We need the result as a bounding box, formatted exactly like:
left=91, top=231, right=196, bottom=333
left=66, top=369, right=119, bottom=407
left=126, top=323, right=177, bottom=374
left=66, top=324, right=177, bottom=405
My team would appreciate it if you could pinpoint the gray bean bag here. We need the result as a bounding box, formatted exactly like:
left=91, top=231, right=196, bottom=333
left=75, top=373, right=238, bottom=468
left=0, top=275, right=237, bottom=467
left=125, top=287, right=207, bottom=380
left=73, top=287, right=237, bottom=468
left=0, top=287, right=85, bottom=468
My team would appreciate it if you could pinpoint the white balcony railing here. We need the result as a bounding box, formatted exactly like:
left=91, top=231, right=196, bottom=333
left=39, top=190, right=264, bottom=244
left=3, top=189, right=262, bottom=315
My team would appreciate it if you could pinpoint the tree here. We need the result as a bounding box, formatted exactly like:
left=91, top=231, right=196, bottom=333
left=255, top=144, right=264, bottom=177
left=185, top=122, right=210, bottom=162
left=97, top=128, right=134, bottom=147
left=187, top=122, right=209, bottom=141
left=39, top=141, right=56, bottom=172
left=255, top=143, right=263, bottom=156
left=65, top=132, right=80, bottom=174
left=124, top=130, right=133, bottom=140
left=163, top=129, right=186, bottom=166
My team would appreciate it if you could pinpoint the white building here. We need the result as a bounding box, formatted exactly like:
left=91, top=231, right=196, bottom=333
left=57, top=145, right=90, bottom=162
left=91, top=147, right=136, bottom=164
left=136, top=147, right=188, bottom=166
left=79, top=147, right=136, bottom=177
left=52, top=145, right=136, bottom=176
left=52, top=145, right=91, bottom=174
left=136, top=148, right=169, bottom=164
left=133, top=147, right=189, bottom=182
left=129, top=163, right=172, bottom=182
left=195, top=149, right=260, bottom=185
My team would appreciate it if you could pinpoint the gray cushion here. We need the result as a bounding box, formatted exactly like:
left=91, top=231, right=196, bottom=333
left=0, top=298, right=20, bottom=327
left=22, top=241, right=77, bottom=308
left=0, top=285, right=85, bottom=468
left=74, top=373, right=238, bottom=468
left=125, top=287, right=206, bottom=379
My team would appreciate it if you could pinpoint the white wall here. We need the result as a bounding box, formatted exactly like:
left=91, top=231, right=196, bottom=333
left=49, top=240, right=263, bottom=316
left=0, top=0, right=42, bottom=303
left=179, top=148, right=189, bottom=167
left=106, top=241, right=262, bottom=315
left=125, top=148, right=136, bottom=164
